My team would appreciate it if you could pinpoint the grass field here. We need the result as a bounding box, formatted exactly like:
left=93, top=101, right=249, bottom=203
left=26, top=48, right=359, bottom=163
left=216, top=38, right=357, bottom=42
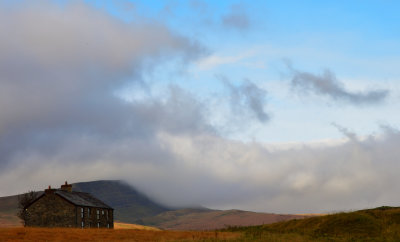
left=0, top=228, right=240, bottom=241
left=2, top=206, right=400, bottom=241
left=114, top=222, right=160, bottom=231
left=221, top=206, right=400, bottom=241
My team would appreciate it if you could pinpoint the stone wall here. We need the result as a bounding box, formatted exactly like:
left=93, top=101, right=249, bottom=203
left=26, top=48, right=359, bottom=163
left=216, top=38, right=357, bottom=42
left=79, top=207, right=114, bottom=228
left=25, top=194, right=77, bottom=227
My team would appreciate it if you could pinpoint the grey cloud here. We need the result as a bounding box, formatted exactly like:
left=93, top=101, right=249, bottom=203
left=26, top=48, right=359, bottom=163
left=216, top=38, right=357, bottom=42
left=0, top=0, right=208, bottom=170
left=289, top=67, right=389, bottom=105
left=3, top=126, right=400, bottom=214
left=331, top=123, right=358, bottom=142
left=221, top=4, right=250, bottom=31
left=221, top=77, right=270, bottom=123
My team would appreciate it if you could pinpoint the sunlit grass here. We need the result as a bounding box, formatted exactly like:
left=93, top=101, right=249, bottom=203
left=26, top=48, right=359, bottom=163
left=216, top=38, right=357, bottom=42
left=0, top=227, right=240, bottom=242
left=222, top=206, right=400, bottom=241
left=114, top=222, right=160, bottom=231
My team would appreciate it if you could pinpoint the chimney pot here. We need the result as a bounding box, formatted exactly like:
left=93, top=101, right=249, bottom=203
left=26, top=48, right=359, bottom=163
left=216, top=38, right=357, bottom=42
left=61, top=181, right=72, bottom=192
left=45, top=185, right=54, bottom=194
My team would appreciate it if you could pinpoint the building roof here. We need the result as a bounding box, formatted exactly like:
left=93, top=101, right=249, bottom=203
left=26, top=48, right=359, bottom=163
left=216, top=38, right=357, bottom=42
left=55, top=190, right=112, bottom=209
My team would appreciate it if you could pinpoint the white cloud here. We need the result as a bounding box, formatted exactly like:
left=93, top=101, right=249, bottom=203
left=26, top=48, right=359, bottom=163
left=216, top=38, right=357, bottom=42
left=195, top=50, right=256, bottom=70
left=196, top=55, right=241, bottom=70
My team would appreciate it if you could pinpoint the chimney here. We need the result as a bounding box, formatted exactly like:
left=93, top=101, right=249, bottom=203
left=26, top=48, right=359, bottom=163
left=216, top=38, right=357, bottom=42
left=45, top=185, right=55, bottom=194
left=60, top=181, right=72, bottom=192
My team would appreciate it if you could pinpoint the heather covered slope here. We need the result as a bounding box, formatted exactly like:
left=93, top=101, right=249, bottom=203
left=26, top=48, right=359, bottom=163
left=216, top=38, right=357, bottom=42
left=72, top=180, right=170, bottom=223
left=222, top=206, right=400, bottom=241
left=138, top=208, right=309, bottom=230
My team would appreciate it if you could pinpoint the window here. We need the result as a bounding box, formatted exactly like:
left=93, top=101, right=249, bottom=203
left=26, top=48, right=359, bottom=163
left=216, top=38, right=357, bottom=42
left=107, top=223, right=109, bottom=229
left=88, top=208, right=91, bottom=217
left=81, top=207, right=84, bottom=218
left=106, top=210, right=108, bottom=218
left=97, top=222, right=100, bottom=228
left=96, top=209, right=100, bottom=220
left=81, top=221, right=84, bottom=228
left=102, top=210, right=104, bottom=215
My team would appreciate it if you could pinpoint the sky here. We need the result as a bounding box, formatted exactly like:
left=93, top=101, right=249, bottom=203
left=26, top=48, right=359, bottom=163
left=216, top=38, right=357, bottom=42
left=0, top=0, right=400, bottom=214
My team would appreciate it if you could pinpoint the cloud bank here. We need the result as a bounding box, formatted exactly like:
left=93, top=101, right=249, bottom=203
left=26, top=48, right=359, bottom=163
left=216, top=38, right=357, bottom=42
left=0, top=1, right=207, bottom=172
left=1, top=1, right=400, bottom=215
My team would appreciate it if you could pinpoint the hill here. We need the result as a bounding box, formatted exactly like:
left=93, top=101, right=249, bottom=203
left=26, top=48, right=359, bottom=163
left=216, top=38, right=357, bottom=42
left=137, top=208, right=309, bottom=230
left=222, top=206, right=400, bottom=241
left=0, top=180, right=310, bottom=230
left=0, top=180, right=169, bottom=226
left=72, top=180, right=169, bottom=223
left=0, top=195, right=21, bottom=228
left=0, top=192, right=43, bottom=228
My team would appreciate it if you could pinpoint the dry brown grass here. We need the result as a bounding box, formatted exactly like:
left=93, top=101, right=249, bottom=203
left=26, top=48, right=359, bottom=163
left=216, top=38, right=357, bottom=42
left=0, top=227, right=240, bottom=242
left=114, top=222, right=160, bottom=231
left=0, top=214, right=22, bottom=228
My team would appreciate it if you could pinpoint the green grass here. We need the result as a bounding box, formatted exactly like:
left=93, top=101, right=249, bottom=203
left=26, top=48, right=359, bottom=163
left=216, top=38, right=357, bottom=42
left=220, top=206, right=400, bottom=241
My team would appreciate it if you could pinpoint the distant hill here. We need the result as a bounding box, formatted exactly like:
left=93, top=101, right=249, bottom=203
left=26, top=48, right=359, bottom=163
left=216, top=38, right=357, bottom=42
left=72, top=180, right=170, bottom=223
left=137, top=208, right=309, bottom=230
left=0, top=195, right=21, bottom=227
left=0, top=192, right=43, bottom=228
left=0, top=180, right=310, bottom=230
left=0, top=180, right=169, bottom=226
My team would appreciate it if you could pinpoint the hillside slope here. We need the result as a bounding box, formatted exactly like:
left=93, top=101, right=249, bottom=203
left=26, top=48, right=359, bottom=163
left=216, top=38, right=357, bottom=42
left=72, top=180, right=169, bottom=223
left=138, top=208, right=309, bottom=230
left=0, top=192, right=43, bottom=228
left=0, top=195, right=21, bottom=228
left=222, top=206, right=400, bottom=241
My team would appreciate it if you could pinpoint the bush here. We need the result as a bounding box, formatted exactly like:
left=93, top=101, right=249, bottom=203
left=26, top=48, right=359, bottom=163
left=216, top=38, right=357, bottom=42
left=17, top=191, right=38, bottom=226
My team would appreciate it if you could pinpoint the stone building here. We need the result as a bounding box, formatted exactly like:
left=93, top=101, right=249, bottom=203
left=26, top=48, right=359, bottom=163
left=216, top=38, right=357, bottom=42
left=24, top=182, right=114, bottom=228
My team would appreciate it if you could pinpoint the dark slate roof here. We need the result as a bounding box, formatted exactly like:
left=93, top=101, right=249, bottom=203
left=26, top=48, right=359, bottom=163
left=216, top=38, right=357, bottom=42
left=55, top=190, right=112, bottom=209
